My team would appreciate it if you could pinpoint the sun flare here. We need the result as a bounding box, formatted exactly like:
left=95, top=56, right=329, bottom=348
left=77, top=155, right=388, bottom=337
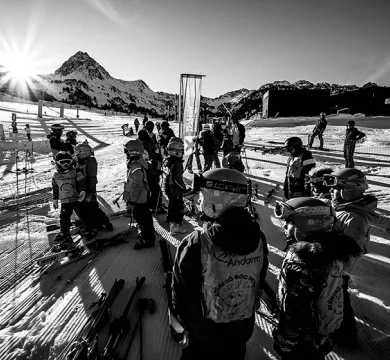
left=4, top=52, right=38, bottom=82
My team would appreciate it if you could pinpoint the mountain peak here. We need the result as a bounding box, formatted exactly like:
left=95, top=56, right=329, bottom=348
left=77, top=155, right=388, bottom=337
left=54, top=51, right=111, bottom=80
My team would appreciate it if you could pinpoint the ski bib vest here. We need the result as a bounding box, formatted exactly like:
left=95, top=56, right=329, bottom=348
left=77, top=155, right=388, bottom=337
left=53, top=169, right=83, bottom=203
left=200, top=232, right=265, bottom=323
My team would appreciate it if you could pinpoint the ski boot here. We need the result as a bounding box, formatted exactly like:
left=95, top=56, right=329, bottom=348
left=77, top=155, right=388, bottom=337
left=52, top=233, right=75, bottom=253
left=133, top=238, right=155, bottom=250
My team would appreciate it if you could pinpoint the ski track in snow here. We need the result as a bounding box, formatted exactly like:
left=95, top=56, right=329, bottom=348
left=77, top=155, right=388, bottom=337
left=0, top=101, right=390, bottom=359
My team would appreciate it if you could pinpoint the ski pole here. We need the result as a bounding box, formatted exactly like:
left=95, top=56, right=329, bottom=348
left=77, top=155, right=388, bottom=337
left=113, top=192, right=124, bottom=208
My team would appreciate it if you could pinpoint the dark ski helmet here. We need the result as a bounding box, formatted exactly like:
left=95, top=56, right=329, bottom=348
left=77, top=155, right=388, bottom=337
left=66, top=130, right=77, bottom=138
left=167, top=137, right=184, bottom=157
left=284, top=137, right=303, bottom=151
left=346, top=120, right=355, bottom=127
left=222, top=151, right=245, bottom=173
left=323, top=168, right=368, bottom=201
left=74, top=143, right=93, bottom=160
left=161, top=121, right=169, bottom=129
left=194, top=168, right=249, bottom=219
left=145, top=120, right=154, bottom=132
left=51, top=124, right=65, bottom=132
left=320, top=112, right=326, bottom=117
left=274, top=197, right=335, bottom=241
left=123, top=139, right=144, bottom=159
left=55, top=151, right=74, bottom=170
left=307, top=166, right=333, bottom=197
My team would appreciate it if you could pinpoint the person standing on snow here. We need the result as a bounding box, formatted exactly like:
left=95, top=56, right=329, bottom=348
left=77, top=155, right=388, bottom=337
left=324, top=168, right=379, bottom=346
left=123, top=139, right=156, bottom=250
left=272, top=197, right=362, bottom=360
left=283, top=137, right=316, bottom=199
left=231, top=118, right=245, bottom=152
left=134, top=118, right=140, bottom=133
left=164, top=137, right=187, bottom=235
left=143, top=114, right=149, bottom=127
left=74, top=143, right=113, bottom=239
left=158, top=121, right=176, bottom=154
left=172, top=168, right=269, bottom=360
left=51, top=151, right=86, bottom=246
left=25, top=124, right=32, bottom=141
left=343, top=120, right=365, bottom=168
left=198, top=123, right=216, bottom=172
left=308, top=112, right=327, bottom=150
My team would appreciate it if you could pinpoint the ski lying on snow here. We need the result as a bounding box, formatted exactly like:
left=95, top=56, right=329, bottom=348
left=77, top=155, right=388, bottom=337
left=36, top=245, right=84, bottom=266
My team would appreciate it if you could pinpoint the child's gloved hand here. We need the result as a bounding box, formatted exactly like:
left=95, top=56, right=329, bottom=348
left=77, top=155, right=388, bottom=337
left=52, top=199, right=59, bottom=210
left=78, top=191, right=86, bottom=202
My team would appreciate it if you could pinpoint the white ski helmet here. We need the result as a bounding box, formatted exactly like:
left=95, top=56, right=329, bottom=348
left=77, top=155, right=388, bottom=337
left=167, top=137, right=184, bottom=157
left=74, top=143, right=93, bottom=160
left=195, top=168, right=249, bottom=219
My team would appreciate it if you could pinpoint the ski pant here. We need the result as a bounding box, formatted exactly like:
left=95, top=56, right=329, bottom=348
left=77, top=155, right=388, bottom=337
left=60, top=202, right=81, bottom=234
left=132, top=202, right=155, bottom=243
left=148, top=173, right=163, bottom=211
left=187, top=150, right=202, bottom=171
left=135, top=124, right=139, bottom=133
left=213, top=151, right=221, bottom=168
left=308, top=131, right=324, bottom=149
left=78, top=196, right=110, bottom=231
left=203, top=154, right=214, bottom=172
left=344, top=141, right=356, bottom=168
left=181, top=335, right=246, bottom=360
left=167, top=194, right=184, bottom=225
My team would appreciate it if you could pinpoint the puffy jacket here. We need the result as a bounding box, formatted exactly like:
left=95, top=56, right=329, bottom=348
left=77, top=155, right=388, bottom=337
left=313, top=118, right=327, bottom=134
left=123, top=158, right=149, bottom=204
left=199, top=130, right=215, bottom=155
left=47, top=132, right=74, bottom=157
left=333, top=195, right=379, bottom=272
left=284, top=149, right=316, bottom=198
left=273, top=232, right=362, bottom=358
left=77, top=157, right=98, bottom=194
left=164, top=156, right=186, bottom=197
left=172, top=207, right=269, bottom=348
left=52, top=168, right=85, bottom=203
left=158, top=127, right=175, bottom=148
left=344, top=128, right=366, bottom=144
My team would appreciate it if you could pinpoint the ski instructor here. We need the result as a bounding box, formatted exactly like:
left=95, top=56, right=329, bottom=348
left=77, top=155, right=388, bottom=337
left=172, top=168, right=269, bottom=360
left=308, top=112, right=327, bottom=150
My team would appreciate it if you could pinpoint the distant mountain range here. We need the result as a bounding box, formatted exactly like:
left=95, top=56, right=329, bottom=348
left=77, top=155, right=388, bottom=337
left=0, top=51, right=386, bottom=118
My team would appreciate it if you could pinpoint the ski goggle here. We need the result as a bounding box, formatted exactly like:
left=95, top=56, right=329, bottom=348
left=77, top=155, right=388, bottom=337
left=274, top=200, right=334, bottom=220
left=56, top=159, right=73, bottom=166
left=323, top=174, right=366, bottom=189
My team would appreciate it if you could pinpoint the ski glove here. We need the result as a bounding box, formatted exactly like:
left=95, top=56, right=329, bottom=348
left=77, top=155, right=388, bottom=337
left=84, top=193, right=93, bottom=203
left=78, top=191, right=86, bottom=202
left=52, top=199, right=59, bottom=210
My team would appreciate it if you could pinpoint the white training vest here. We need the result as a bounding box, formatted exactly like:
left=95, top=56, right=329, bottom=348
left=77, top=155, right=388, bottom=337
left=200, top=231, right=265, bottom=323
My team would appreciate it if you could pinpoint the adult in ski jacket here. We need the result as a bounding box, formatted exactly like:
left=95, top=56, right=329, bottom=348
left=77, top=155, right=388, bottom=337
left=308, top=112, right=327, bottom=150
left=343, top=120, right=366, bottom=168
left=231, top=118, right=245, bottom=152
left=158, top=121, right=176, bottom=150
left=134, top=118, right=140, bottom=133
left=272, top=197, right=362, bottom=359
left=172, top=169, right=269, bottom=360
left=198, top=124, right=216, bottom=172
left=283, top=137, right=316, bottom=199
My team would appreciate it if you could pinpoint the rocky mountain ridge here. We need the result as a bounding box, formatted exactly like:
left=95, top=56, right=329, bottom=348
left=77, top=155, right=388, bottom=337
left=0, top=51, right=387, bottom=118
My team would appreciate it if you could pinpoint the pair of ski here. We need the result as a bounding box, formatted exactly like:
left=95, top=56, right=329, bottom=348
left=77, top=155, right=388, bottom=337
left=66, top=276, right=146, bottom=360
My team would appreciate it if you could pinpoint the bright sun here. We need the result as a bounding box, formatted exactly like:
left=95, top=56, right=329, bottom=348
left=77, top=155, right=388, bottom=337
left=5, top=53, right=38, bottom=81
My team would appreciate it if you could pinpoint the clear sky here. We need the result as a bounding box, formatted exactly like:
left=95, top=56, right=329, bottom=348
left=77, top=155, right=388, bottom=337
left=0, top=0, right=389, bottom=98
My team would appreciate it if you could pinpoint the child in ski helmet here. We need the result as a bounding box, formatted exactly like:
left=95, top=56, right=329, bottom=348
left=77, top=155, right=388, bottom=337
left=222, top=151, right=245, bottom=173
left=164, top=137, right=187, bottom=235
left=323, top=168, right=378, bottom=262
left=123, top=139, right=156, bottom=249
left=172, top=168, right=269, bottom=360
left=52, top=151, right=86, bottom=246
left=283, top=137, right=315, bottom=199
left=272, top=197, right=362, bottom=359
left=74, top=143, right=113, bottom=235
left=65, top=130, right=77, bottom=147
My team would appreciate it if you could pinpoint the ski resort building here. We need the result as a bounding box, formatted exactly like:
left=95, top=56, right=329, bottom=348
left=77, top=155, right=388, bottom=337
left=330, top=86, right=390, bottom=116
left=262, top=89, right=330, bottom=118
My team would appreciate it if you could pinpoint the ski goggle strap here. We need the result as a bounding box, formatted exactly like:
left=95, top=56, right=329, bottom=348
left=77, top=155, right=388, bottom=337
left=307, top=175, right=325, bottom=184
left=274, top=200, right=334, bottom=219
left=192, top=174, right=248, bottom=195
